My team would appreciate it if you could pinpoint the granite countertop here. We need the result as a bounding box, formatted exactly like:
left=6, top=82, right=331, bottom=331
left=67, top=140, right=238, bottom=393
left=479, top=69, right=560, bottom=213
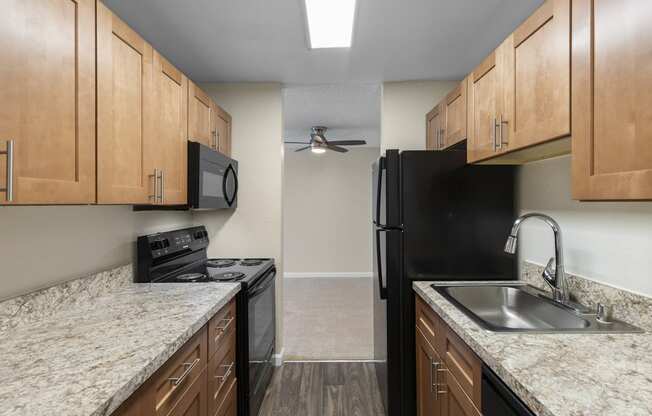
left=0, top=282, right=240, bottom=416
left=413, top=282, right=652, bottom=416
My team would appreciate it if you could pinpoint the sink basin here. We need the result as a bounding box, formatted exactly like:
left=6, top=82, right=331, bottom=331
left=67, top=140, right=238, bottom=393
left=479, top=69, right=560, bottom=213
left=432, top=283, right=644, bottom=333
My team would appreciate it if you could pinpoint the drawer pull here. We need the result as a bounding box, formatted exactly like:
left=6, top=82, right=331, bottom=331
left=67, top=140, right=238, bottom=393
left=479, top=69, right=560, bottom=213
left=215, top=361, right=235, bottom=383
left=214, top=316, right=234, bottom=342
left=168, top=358, right=200, bottom=386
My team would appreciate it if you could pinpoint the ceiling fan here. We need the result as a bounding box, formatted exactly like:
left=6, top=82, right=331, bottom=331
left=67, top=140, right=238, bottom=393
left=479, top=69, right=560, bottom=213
left=284, top=126, right=367, bottom=154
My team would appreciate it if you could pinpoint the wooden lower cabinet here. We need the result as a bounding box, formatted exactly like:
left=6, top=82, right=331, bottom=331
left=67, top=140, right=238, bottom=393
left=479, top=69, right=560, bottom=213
left=168, top=369, right=209, bottom=416
left=415, top=296, right=481, bottom=416
left=112, top=300, right=236, bottom=416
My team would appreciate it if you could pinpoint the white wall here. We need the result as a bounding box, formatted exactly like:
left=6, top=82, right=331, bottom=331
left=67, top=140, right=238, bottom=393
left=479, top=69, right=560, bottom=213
left=194, top=83, right=285, bottom=348
left=381, top=80, right=458, bottom=152
left=517, top=155, right=652, bottom=296
left=0, top=206, right=191, bottom=300
left=283, top=147, right=379, bottom=275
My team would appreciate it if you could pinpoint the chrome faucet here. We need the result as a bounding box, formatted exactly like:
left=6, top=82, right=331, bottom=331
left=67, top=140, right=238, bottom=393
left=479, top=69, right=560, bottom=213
left=504, top=213, right=570, bottom=306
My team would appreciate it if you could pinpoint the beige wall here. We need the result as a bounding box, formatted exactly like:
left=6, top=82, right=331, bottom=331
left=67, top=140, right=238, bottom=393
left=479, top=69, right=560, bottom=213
left=0, top=206, right=191, bottom=300
left=195, top=83, right=285, bottom=349
left=381, top=80, right=458, bottom=152
left=517, top=155, right=652, bottom=296
left=283, top=147, right=379, bottom=275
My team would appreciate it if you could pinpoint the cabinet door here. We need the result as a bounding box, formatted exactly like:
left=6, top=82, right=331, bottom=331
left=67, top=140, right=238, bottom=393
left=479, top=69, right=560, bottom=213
left=572, top=0, right=652, bottom=200
left=97, top=4, right=155, bottom=204
left=501, top=0, right=571, bottom=152
left=467, top=51, right=500, bottom=163
left=189, top=81, right=214, bottom=149
left=0, top=0, right=95, bottom=204
left=168, top=370, right=208, bottom=416
left=442, top=79, right=468, bottom=149
left=153, top=52, right=188, bottom=205
left=426, top=104, right=443, bottom=151
left=213, top=103, right=232, bottom=157
left=416, top=327, right=441, bottom=416
left=440, top=370, right=481, bottom=416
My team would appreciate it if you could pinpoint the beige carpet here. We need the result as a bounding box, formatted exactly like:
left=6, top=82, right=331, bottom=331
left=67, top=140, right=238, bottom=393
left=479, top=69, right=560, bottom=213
left=283, top=277, right=374, bottom=360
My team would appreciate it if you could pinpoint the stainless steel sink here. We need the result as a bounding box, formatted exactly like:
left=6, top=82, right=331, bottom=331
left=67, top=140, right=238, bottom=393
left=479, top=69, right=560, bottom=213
left=432, top=282, right=643, bottom=333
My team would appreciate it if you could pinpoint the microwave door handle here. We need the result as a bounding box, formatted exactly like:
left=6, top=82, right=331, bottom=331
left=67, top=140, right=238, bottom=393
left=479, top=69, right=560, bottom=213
left=375, top=228, right=388, bottom=300
left=223, top=164, right=238, bottom=206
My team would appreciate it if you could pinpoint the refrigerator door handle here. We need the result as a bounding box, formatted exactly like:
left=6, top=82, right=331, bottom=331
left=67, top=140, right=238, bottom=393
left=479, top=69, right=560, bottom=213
left=374, top=156, right=386, bottom=227
left=375, top=228, right=388, bottom=300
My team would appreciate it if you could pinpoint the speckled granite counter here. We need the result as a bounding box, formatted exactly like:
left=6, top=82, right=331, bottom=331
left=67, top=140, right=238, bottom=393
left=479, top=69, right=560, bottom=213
left=0, top=282, right=240, bottom=416
left=414, top=281, right=652, bottom=416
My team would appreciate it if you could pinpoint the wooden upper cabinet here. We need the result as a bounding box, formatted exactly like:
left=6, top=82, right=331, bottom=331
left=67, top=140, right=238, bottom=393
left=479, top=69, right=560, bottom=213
left=501, top=0, right=571, bottom=152
left=426, top=104, right=444, bottom=151
left=97, top=4, right=156, bottom=204
left=572, top=0, right=652, bottom=200
left=0, top=0, right=95, bottom=204
left=188, top=81, right=215, bottom=150
left=213, top=103, right=232, bottom=157
left=442, top=79, right=468, bottom=149
left=153, top=52, right=188, bottom=205
left=466, top=50, right=502, bottom=163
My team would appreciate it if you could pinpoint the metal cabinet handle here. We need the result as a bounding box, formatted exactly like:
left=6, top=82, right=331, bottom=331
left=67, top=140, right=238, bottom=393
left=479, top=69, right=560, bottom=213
left=430, top=359, right=438, bottom=393
left=168, top=357, right=200, bottom=386
left=159, top=170, right=164, bottom=203
left=214, top=361, right=235, bottom=383
left=0, top=140, right=14, bottom=202
left=440, top=128, right=445, bottom=149
left=436, top=366, right=448, bottom=396
left=492, top=117, right=499, bottom=151
left=499, top=115, right=508, bottom=149
left=216, top=131, right=221, bottom=151
left=214, top=317, right=234, bottom=342
left=211, top=131, right=217, bottom=149
left=149, top=169, right=160, bottom=203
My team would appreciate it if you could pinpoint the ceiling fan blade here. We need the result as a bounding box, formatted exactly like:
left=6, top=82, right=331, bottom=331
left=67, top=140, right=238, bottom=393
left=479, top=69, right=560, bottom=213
left=327, top=145, right=348, bottom=153
left=310, top=133, right=325, bottom=144
left=284, top=141, right=311, bottom=145
left=327, top=140, right=367, bottom=146
left=294, top=146, right=312, bottom=152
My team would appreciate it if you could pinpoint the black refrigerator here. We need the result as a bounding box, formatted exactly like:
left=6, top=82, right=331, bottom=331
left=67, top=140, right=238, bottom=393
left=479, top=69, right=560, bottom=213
left=372, top=148, right=516, bottom=416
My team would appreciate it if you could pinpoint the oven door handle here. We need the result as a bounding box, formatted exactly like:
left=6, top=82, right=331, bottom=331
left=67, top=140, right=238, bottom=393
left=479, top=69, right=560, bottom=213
left=249, top=271, right=276, bottom=298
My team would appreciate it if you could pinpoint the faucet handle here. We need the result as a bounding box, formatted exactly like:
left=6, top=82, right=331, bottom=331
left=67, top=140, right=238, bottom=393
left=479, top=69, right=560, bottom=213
left=542, top=257, right=556, bottom=282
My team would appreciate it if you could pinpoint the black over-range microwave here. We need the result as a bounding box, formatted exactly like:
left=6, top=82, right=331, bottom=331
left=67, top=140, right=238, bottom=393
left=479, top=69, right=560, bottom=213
left=188, top=141, right=238, bottom=210
left=133, top=142, right=238, bottom=211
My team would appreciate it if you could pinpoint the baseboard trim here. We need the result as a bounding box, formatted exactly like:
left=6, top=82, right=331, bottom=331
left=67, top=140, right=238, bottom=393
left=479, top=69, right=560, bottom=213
left=272, top=348, right=285, bottom=367
left=283, top=272, right=373, bottom=279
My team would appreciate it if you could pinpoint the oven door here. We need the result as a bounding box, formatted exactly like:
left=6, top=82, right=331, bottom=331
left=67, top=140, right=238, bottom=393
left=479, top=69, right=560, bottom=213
left=190, top=142, right=238, bottom=209
left=247, top=267, right=276, bottom=416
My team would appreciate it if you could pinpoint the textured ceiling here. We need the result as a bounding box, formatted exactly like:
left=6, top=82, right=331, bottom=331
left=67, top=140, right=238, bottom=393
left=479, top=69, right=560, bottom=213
left=103, top=0, right=543, bottom=84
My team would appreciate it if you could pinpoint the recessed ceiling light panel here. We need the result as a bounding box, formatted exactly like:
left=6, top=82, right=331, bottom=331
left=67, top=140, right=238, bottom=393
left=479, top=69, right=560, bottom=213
left=304, top=0, right=357, bottom=49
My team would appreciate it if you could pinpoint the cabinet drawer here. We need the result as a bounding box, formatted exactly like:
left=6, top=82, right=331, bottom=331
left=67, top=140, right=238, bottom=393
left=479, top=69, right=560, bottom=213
left=415, top=295, right=440, bottom=348
left=208, top=299, right=236, bottom=359
left=442, top=325, right=482, bottom=409
left=207, top=327, right=237, bottom=416
left=214, top=378, right=237, bottom=416
left=148, top=326, right=208, bottom=416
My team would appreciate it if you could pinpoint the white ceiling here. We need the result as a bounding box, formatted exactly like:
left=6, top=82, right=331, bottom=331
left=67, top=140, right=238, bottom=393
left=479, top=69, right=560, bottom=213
left=283, top=84, right=381, bottom=147
left=103, top=0, right=544, bottom=84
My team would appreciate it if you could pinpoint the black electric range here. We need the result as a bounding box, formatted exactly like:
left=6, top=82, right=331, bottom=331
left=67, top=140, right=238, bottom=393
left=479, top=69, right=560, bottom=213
left=136, top=226, right=276, bottom=416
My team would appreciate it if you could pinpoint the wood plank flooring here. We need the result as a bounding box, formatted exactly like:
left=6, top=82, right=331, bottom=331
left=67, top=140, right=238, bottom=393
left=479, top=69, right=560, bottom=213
left=258, top=362, right=386, bottom=416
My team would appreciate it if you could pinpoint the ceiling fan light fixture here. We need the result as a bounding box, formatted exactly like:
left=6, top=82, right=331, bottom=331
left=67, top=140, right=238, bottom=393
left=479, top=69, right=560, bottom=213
left=311, top=144, right=327, bottom=154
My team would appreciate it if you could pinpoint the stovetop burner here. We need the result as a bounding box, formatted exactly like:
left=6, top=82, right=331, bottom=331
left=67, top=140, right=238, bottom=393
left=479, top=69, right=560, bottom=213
left=210, top=271, right=246, bottom=281
left=176, top=272, right=207, bottom=282
left=241, top=259, right=265, bottom=266
left=206, top=258, right=239, bottom=268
